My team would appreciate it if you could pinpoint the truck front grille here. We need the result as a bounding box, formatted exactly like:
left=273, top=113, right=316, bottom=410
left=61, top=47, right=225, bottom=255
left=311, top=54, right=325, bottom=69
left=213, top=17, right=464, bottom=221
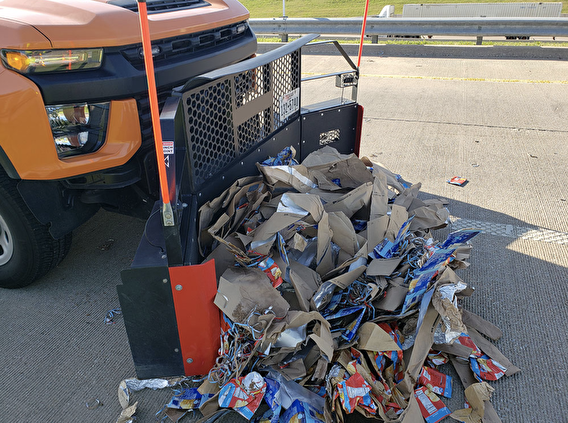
left=121, top=22, right=249, bottom=69
left=109, top=0, right=208, bottom=14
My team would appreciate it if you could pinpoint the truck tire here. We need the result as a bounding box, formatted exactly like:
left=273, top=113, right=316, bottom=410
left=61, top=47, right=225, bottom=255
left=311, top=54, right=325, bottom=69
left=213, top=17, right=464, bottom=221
left=0, top=170, right=72, bottom=289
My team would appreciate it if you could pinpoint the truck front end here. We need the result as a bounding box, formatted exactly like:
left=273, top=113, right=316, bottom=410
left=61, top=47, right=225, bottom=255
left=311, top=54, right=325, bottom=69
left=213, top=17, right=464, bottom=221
left=0, top=0, right=256, bottom=288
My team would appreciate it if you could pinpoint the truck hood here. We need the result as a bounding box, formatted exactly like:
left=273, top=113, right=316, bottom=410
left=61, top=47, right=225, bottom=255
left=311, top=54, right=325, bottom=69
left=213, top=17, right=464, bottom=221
left=0, top=0, right=249, bottom=49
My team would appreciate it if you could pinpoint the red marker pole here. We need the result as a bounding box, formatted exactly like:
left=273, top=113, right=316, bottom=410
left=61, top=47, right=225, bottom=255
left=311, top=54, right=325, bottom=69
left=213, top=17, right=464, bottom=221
left=137, top=0, right=174, bottom=226
left=357, top=0, right=371, bottom=68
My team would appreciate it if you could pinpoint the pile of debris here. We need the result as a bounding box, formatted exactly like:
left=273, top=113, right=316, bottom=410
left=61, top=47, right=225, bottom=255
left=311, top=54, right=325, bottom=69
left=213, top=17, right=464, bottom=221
left=122, top=146, right=520, bottom=423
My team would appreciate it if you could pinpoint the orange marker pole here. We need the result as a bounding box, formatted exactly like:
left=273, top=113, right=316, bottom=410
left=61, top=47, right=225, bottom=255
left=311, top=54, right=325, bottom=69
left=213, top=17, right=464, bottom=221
left=137, top=0, right=174, bottom=226
left=357, top=0, right=371, bottom=68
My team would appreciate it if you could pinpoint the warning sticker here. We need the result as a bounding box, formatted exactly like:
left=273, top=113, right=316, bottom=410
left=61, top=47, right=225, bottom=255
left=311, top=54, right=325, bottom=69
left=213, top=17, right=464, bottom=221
left=163, top=141, right=174, bottom=155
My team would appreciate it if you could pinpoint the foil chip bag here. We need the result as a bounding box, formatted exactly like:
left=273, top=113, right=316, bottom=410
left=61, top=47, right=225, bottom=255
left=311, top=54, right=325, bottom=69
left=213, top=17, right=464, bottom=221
left=447, top=176, right=467, bottom=186
left=218, top=372, right=266, bottom=420
left=414, top=386, right=451, bottom=423
left=167, top=388, right=212, bottom=410
left=281, top=399, right=325, bottom=423
left=418, top=366, right=453, bottom=398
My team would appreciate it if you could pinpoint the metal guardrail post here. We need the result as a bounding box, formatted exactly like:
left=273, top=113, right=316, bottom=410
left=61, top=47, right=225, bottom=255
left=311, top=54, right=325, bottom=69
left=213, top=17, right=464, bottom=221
left=280, top=15, right=289, bottom=42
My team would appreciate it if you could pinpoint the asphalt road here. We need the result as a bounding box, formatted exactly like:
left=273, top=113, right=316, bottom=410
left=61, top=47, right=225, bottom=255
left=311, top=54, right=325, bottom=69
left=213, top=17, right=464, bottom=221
left=1, top=44, right=567, bottom=423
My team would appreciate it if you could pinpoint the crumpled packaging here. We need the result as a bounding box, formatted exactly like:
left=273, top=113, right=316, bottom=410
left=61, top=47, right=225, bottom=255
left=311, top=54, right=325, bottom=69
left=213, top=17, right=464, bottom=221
left=158, top=146, right=519, bottom=423
left=116, top=402, right=137, bottom=423
left=214, top=267, right=290, bottom=322
left=450, top=382, right=495, bottom=423
left=218, top=372, right=266, bottom=419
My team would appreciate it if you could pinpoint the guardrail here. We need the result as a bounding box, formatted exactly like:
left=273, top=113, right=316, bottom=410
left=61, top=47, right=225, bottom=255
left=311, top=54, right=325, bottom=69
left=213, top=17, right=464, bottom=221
left=250, top=17, right=568, bottom=44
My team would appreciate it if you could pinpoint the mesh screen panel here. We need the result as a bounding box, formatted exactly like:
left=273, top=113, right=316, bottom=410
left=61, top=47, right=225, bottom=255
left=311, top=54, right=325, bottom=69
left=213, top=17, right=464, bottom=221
left=182, top=50, right=300, bottom=191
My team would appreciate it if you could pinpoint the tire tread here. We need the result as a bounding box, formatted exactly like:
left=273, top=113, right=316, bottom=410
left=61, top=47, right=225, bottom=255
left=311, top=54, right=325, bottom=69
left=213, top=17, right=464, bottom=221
left=0, top=168, right=72, bottom=288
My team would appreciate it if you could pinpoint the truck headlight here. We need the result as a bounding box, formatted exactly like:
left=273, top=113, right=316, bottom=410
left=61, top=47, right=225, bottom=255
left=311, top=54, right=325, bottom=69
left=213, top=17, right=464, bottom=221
left=46, top=102, right=110, bottom=158
left=1, top=49, right=103, bottom=74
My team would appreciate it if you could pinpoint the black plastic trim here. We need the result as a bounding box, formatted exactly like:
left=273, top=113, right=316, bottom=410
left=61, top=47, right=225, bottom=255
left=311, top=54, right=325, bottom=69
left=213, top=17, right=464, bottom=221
left=17, top=180, right=100, bottom=238
left=25, top=29, right=256, bottom=105
left=0, top=145, right=19, bottom=179
left=60, top=160, right=142, bottom=190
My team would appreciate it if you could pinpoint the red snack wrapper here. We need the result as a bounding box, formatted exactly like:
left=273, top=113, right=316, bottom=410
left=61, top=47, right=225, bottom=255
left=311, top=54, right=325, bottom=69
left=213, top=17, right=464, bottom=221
left=447, top=176, right=467, bottom=186
left=336, top=372, right=377, bottom=415
left=258, top=257, right=283, bottom=288
left=419, top=366, right=453, bottom=398
left=455, top=333, right=507, bottom=381
left=414, top=386, right=451, bottom=423
left=218, top=372, right=266, bottom=420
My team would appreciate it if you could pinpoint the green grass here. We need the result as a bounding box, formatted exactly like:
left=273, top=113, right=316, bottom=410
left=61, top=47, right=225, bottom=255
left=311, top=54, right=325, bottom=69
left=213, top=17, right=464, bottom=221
left=241, top=0, right=568, bottom=18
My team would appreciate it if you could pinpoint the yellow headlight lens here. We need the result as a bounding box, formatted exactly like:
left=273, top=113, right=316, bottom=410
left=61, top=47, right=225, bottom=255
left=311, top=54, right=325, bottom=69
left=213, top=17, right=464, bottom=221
left=1, top=49, right=103, bottom=74
left=4, top=51, right=30, bottom=72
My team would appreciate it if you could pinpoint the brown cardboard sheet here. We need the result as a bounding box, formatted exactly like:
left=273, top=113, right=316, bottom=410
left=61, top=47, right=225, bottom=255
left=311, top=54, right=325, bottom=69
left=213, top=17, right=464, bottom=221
left=323, top=182, right=373, bottom=218
left=316, top=212, right=334, bottom=276
left=409, top=206, right=448, bottom=232
left=327, top=265, right=366, bottom=290
left=357, top=322, right=402, bottom=352
left=360, top=157, right=410, bottom=194
left=249, top=212, right=304, bottom=255
left=461, top=309, right=503, bottom=341
left=370, top=168, right=389, bottom=219
left=288, top=261, right=321, bottom=312
left=256, top=163, right=317, bottom=192
left=432, top=342, right=473, bottom=358
left=367, top=258, right=403, bottom=277
left=375, top=278, right=408, bottom=312
left=214, top=267, right=290, bottom=323
left=278, top=192, right=325, bottom=222
left=397, top=305, right=439, bottom=398
left=367, top=215, right=389, bottom=256
left=393, top=183, right=422, bottom=211
left=329, top=211, right=359, bottom=256
left=302, top=147, right=373, bottom=189
left=449, top=382, right=495, bottom=423
left=386, top=205, right=409, bottom=242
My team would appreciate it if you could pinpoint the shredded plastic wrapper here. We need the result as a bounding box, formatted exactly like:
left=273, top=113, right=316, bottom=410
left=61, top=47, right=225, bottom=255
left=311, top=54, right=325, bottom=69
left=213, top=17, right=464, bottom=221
left=218, top=372, right=267, bottom=419
left=261, top=146, right=299, bottom=167
left=335, top=372, right=377, bottom=415
left=167, top=388, right=213, bottom=410
left=122, top=146, right=519, bottom=422
left=454, top=334, right=508, bottom=381
left=281, top=399, right=325, bottom=423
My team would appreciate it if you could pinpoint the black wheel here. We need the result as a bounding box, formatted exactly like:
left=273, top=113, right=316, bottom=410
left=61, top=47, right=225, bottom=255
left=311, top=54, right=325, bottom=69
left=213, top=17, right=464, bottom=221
left=0, top=169, right=72, bottom=289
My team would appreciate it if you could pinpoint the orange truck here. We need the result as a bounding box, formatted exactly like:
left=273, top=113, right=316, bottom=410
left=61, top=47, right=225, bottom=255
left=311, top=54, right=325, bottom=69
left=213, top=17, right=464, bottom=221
left=0, top=0, right=256, bottom=288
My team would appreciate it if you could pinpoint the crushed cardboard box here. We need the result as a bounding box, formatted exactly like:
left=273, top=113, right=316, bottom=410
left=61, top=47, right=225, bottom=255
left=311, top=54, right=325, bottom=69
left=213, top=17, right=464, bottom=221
left=120, top=146, right=519, bottom=423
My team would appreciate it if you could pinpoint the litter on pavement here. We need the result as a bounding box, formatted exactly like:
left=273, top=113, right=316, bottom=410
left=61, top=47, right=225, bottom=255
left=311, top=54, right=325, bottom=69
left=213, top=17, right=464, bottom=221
left=117, top=146, right=519, bottom=423
left=446, top=177, right=467, bottom=187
